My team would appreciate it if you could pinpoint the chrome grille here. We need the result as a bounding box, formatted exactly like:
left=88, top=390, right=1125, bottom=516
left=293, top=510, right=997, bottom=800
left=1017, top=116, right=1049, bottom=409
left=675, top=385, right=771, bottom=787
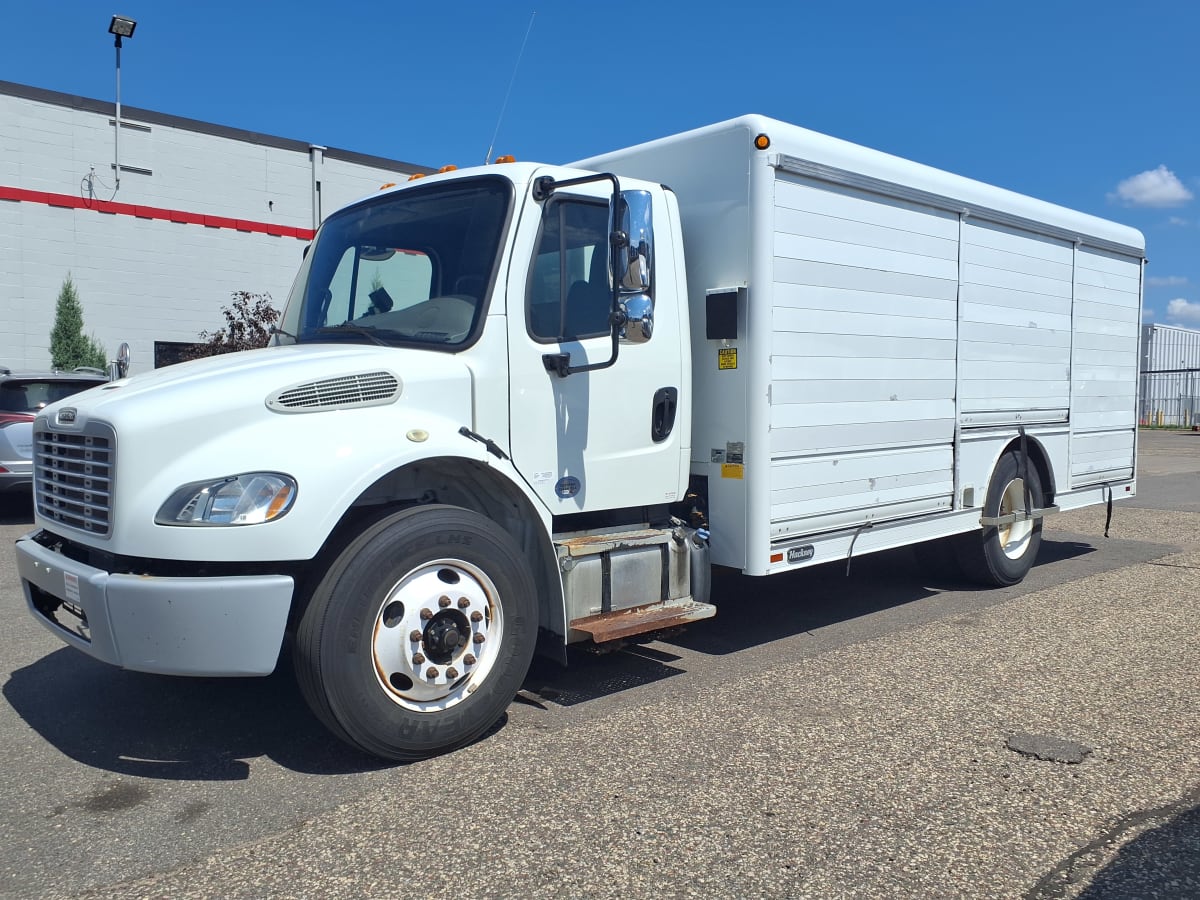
left=34, top=421, right=116, bottom=537
left=267, top=371, right=400, bottom=412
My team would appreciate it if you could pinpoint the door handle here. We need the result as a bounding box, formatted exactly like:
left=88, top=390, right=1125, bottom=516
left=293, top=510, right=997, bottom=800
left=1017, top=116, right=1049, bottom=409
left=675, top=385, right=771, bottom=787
left=651, top=387, right=678, bottom=443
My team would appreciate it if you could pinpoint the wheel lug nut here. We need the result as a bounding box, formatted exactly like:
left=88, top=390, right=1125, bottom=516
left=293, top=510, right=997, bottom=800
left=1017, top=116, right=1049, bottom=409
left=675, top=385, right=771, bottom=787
left=420, top=608, right=433, bottom=621
left=457, top=597, right=470, bottom=609
left=446, top=667, right=459, bottom=679
left=426, top=667, right=439, bottom=679
left=409, top=630, right=422, bottom=642
left=413, top=653, right=426, bottom=665
left=438, top=595, right=452, bottom=608
left=464, top=654, right=477, bottom=666
left=473, top=633, right=485, bottom=644
left=470, top=611, right=483, bottom=623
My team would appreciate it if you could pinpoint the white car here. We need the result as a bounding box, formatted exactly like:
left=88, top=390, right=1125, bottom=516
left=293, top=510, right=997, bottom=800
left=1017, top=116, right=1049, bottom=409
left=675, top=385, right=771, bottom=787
left=0, top=369, right=108, bottom=495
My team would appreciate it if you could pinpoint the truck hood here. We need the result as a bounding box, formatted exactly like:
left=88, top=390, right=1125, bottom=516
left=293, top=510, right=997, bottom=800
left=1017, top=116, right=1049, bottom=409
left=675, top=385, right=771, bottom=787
left=32, top=343, right=481, bottom=557
left=45, top=344, right=471, bottom=429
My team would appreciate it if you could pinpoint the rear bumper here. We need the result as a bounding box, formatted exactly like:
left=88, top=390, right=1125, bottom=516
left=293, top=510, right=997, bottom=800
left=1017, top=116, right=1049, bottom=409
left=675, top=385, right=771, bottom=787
left=16, top=532, right=293, bottom=676
left=0, top=459, right=31, bottom=492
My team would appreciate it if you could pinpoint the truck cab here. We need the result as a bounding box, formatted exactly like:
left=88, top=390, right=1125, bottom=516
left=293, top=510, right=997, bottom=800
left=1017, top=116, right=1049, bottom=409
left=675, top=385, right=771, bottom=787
left=17, top=161, right=712, bottom=762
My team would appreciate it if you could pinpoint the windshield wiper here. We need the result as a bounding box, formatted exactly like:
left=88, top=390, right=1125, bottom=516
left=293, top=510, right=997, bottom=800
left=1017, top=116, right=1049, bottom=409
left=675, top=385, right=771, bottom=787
left=313, top=324, right=391, bottom=347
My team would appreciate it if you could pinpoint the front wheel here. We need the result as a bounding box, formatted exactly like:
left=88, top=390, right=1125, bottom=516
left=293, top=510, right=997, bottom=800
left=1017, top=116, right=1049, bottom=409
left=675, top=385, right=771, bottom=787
left=956, top=451, right=1044, bottom=587
left=294, top=505, right=538, bottom=761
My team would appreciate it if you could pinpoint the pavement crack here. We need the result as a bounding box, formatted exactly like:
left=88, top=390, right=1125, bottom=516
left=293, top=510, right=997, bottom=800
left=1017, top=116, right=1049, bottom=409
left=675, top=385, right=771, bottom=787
left=1024, top=784, right=1200, bottom=899
left=1145, top=560, right=1200, bottom=570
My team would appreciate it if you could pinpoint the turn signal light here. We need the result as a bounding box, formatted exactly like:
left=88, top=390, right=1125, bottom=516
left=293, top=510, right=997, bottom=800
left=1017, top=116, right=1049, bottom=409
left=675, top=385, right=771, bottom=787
left=754, top=133, right=771, bottom=151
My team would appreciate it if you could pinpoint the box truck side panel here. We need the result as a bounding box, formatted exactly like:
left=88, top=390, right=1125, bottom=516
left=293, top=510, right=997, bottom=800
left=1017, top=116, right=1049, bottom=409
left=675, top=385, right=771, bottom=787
left=1070, top=247, right=1141, bottom=483
left=959, top=221, right=1073, bottom=418
left=767, top=173, right=956, bottom=536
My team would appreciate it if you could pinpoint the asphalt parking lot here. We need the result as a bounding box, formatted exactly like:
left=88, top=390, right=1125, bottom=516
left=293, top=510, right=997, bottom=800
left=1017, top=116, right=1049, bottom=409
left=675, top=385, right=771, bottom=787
left=1, top=430, right=1197, bottom=899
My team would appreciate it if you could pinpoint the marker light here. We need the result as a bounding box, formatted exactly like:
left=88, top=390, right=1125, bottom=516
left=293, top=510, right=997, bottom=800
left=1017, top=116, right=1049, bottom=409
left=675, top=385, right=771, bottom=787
left=408, top=173, right=426, bottom=181
left=493, top=155, right=516, bottom=164
left=754, top=133, right=771, bottom=150
left=438, top=165, right=458, bottom=173
left=379, top=182, right=397, bottom=190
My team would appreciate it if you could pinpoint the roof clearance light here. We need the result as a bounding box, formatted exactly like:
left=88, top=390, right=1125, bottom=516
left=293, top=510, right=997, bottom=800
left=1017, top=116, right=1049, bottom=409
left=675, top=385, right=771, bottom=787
left=438, top=165, right=458, bottom=173
left=754, top=133, right=771, bottom=151
left=494, top=155, right=516, bottom=164
left=407, top=173, right=426, bottom=181
left=379, top=182, right=397, bottom=190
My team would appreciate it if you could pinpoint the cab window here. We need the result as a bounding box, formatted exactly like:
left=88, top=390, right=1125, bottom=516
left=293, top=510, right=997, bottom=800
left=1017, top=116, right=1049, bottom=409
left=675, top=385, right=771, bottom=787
left=528, top=199, right=611, bottom=341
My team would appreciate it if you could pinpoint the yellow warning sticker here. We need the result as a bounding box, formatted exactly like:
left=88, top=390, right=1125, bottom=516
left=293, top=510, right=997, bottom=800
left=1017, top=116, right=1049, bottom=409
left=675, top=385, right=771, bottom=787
left=721, top=463, right=744, bottom=480
left=717, top=348, right=737, bottom=370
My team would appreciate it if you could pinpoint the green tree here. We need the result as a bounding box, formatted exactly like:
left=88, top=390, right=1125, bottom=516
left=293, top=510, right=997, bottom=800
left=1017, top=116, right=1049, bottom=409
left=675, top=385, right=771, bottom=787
left=49, top=274, right=107, bottom=370
left=181, top=291, right=279, bottom=360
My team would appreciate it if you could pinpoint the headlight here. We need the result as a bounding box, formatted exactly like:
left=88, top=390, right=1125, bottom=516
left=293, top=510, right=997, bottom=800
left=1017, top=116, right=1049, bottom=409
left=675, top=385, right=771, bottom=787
left=156, top=473, right=297, bottom=526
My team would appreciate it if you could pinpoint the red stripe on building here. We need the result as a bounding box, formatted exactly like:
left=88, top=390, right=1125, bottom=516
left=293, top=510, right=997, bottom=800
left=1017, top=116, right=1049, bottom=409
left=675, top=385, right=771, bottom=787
left=0, top=185, right=316, bottom=241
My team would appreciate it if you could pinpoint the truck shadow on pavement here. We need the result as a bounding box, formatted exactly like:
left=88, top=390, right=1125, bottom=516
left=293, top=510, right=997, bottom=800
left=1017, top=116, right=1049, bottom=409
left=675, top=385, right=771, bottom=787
left=1029, top=789, right=1200, bottom=898
left=0, top=493, right=34, bottom=526
left=522, top=537, right=1100, bottom=707
left=3, top=648, right=389, bottom=780
left=2, top=536, right=1105, bottom=778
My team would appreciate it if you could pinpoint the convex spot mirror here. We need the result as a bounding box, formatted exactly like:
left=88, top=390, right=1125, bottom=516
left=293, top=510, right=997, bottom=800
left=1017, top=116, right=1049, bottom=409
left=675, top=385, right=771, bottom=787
left=614, top=190, right=654, bottom=344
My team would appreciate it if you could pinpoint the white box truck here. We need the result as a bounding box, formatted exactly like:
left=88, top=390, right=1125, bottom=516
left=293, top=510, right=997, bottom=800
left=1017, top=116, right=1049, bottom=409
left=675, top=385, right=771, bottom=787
left=16, top=116, right=1144, bottom=760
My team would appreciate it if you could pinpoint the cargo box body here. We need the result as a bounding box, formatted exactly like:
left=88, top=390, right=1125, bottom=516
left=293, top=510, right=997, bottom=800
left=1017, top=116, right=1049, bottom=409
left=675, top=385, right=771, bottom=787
left=577, top=116, right=1144, bottom=575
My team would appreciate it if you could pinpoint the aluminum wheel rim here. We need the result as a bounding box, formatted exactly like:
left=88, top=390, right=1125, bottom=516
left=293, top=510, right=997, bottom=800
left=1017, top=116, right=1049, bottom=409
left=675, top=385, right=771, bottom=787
left=998, top=478, right=1033, bottom=560
left=371, top=558, right=504, bottom=712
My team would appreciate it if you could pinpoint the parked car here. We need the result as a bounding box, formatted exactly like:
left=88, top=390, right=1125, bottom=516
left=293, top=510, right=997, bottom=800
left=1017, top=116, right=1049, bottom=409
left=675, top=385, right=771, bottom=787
left=0, top=368, right=109, bottom=494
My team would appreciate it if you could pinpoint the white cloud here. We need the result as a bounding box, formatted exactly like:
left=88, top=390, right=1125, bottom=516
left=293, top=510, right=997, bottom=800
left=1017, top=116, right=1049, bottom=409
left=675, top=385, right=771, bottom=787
left=1168, top=216, right=1190, bottom=226
left=1110, top=165, right=1193, bottom=207
left=1148, top=275, right=1189, bottom=287
left=1166, top=298, right=1200, bottom=324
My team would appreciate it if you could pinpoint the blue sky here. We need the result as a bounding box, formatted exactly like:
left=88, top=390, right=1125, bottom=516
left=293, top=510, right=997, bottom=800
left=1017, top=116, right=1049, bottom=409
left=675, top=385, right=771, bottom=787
left=4, top=1, right=1198, bottom=326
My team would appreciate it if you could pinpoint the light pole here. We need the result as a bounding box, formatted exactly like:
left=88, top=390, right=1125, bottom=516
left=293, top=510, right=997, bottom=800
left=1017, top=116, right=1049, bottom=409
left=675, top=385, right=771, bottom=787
left=107, top=15, right=137, bottom=192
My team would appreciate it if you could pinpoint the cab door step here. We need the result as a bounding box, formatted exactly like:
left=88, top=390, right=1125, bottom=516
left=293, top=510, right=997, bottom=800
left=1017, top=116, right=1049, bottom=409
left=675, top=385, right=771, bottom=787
left=569, top=597, right=716, bottom=644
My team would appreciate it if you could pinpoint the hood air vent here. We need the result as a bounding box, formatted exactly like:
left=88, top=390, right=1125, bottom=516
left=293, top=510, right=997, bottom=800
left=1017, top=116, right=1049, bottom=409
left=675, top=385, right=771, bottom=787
left=267, top=371, right=401, bottom=413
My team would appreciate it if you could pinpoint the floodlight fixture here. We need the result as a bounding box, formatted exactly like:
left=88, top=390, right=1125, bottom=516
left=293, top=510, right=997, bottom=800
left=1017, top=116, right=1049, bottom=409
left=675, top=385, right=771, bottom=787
left=109, top=16, right=136, bottom=42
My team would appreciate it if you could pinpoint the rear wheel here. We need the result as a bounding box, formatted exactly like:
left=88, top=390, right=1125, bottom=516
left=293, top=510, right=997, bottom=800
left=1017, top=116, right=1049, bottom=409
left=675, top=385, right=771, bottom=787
left=956, top=451, right=1044, bottom=586
left=295, top=505, right=537, bottom=761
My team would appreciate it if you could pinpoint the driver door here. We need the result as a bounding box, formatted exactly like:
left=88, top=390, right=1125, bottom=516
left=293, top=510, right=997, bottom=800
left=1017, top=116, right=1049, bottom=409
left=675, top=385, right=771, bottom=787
left=506, top=171, right=685, bottom=516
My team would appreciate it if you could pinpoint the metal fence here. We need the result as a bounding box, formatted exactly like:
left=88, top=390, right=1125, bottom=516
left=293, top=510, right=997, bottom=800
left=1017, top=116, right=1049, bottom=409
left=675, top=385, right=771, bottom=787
left=1139, top=368, right=1200, bottom=427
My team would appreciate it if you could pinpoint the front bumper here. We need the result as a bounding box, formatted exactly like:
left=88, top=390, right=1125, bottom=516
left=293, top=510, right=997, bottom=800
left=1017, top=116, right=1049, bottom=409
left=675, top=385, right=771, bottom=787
left=16, top=532, right=294, bottom=676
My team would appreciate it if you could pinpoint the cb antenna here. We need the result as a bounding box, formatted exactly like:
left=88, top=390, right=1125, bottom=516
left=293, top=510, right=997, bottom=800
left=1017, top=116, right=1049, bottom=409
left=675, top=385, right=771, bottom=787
left=484, top=11, right=536, bottom=166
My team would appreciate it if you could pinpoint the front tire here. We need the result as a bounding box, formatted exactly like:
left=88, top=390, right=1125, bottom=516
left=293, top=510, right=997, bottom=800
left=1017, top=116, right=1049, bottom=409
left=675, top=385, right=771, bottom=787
left=295, top=505, right=537, bottom=761
left=956, top=451, right=1044, bottom=587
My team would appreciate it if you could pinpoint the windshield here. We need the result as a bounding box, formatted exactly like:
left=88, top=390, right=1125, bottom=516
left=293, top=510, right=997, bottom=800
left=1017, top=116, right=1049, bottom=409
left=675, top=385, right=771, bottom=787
left=278, top=176, right=511, bottom=349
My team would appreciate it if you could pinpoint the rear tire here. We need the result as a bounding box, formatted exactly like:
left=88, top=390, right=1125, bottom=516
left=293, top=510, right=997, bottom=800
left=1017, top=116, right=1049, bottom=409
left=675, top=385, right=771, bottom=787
left=294, top=505, right=537, bottom=761
left=956, top=451, right=1044, bottom=587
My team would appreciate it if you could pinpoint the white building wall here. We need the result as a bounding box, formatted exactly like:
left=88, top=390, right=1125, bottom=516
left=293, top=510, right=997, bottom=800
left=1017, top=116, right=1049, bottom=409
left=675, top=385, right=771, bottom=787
left=1140, top=323, right=1200, bottom=426
left=1, top=82, right=429, bottom=374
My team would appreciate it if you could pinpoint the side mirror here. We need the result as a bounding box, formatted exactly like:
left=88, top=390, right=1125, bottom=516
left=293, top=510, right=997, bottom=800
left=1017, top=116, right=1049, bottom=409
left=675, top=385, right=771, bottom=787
left=614, top=190, right=654, bottom=344
left=110, top=341, right=130, bottom=380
